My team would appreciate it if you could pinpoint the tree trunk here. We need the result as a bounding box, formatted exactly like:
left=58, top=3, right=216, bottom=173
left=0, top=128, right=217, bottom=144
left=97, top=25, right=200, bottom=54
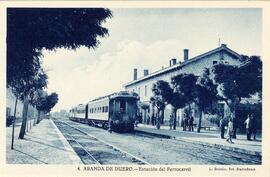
left=227, top=100, right=237, bottom=139
left=29, top=114, right=31, bottom=130
left=226, top=97, right=241, bottom=139
left=143, top=109, right=147, bottom=124
left=26, top=116, right=28, bottom=132
left=197, top=109, right=203, bottom=133
left=172, top=106, right=177, bottom=130
left=37, top=111, right=41, bottom=124
left=161, top=109, right=164, bottom=124
left=231, top=109, right=237, bottom=139
left=33, top=107, right=36, bottom=126
left=156, top=109, right=161, bottom=129
left=11, top=97, right=18, bottom=149
left=151, top=106, right=155, bottom=125
left=19, top=96, right=29, bottom=139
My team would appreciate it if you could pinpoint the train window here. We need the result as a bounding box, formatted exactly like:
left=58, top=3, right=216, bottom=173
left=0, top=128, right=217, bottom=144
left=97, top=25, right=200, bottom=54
left=105, top=106, right=108, bottom=112
left=120, top=100, right=126, bottom=112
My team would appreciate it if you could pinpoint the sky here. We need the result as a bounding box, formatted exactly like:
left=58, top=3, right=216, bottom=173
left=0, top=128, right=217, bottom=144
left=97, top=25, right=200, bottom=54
left=41, top=8, right=262, bottom=112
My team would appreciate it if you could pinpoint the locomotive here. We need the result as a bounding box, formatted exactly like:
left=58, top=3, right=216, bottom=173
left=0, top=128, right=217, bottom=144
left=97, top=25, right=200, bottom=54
left=69, top=91, right=139, bottom=132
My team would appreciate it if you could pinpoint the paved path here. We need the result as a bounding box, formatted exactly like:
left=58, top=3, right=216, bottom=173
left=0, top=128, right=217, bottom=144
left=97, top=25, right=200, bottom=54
left=135, top=124, right=261, bottom=156
left=6, top=119, right=82, bottom=164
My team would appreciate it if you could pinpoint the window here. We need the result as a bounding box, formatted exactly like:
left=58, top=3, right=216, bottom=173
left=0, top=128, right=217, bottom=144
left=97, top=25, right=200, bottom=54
left=120, top=100, right=126, bottom=112
left=213, top=60, right=218, bottom=65
left=145, top=85, right=147, bottom=97
left=6, top=107, right=11, bottom=117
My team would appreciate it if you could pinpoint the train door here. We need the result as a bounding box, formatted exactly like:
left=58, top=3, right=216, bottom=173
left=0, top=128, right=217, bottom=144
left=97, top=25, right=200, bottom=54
left=85, top=104, right=88, bottom=119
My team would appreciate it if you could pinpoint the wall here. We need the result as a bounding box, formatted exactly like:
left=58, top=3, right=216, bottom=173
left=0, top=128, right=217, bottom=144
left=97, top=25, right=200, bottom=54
left=6, top=88, right=37, bottom=119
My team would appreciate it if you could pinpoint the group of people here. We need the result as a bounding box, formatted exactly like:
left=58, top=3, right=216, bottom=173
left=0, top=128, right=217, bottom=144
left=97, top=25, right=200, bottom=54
left=168, top=115, right=194, bottom=131
left=219, top=114, right=257, bottom=144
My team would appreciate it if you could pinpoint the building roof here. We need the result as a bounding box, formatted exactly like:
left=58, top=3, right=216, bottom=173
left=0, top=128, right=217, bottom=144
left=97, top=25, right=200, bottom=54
left=123, top=44, right=241, bottom=87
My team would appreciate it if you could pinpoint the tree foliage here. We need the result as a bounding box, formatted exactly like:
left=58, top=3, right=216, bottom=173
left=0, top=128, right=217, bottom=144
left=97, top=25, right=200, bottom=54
left=151, top=80, right=172, bottom=110
left=7, top=8, right=112, bottom=87
left=194, top=68, right=218, bottom=112
left=212, top=56, right=262, bottom=113
left=171, top=73, right=197, bottom=108
left=34, top=91, right=59, bottom=113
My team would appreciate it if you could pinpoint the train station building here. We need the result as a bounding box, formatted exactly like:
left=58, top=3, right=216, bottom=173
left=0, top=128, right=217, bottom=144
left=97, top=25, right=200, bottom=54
left=123, top=44, right=257, bottom=127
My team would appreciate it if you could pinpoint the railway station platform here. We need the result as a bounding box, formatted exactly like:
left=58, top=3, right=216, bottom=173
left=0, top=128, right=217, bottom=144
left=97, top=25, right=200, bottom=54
left=6, top=118, right=82, bottom=164
left=135, top=124, right=262, bottom=156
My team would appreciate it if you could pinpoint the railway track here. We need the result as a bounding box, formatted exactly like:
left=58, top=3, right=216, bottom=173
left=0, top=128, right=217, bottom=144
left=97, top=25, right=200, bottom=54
left=53, top=118, right=261, bottom=165
left=133, top=131, right=261, bottom=165
left=53, top=120, right=150, bottom=165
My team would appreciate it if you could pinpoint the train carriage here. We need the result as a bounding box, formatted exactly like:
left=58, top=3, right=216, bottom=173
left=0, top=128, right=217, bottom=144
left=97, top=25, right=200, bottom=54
left=69, top=91, right=139, bottom=132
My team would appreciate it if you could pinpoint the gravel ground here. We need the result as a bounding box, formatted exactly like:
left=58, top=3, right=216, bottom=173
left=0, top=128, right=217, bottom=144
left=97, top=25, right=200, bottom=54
left=53, top=117, right=261, bottom=165
left=54, top=121, right=147, bottom=165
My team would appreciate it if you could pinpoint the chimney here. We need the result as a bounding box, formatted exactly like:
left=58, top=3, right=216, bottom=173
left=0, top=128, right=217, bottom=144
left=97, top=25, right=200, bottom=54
left=143, top=69, right=149, bottom=77
left=221, top=44, right=227, bottom=48
left=184, top=49, right=189, bottom=61
left=169, top=58, right=177, bottom=66
left=133, top=68, right=138, bottom=80
left=172, top=58, right=177, bottom=65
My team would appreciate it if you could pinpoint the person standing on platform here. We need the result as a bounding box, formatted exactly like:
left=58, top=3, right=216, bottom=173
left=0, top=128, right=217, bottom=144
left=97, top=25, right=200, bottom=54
left=250, top=114, right=257, bottom=140
left=185, top=116, right=190, bottom=131
left=226, top=118, right=234, bottom=143
left=219, top=117, right=225, bottom=139
left=169, top=115, right=174, bottom=130
left=147, top=115, right=150, bottom=125
left=189, top=116, right=194, bottom=131
left=244, top=114, right=252, bottom=140
left=182, top=115, right=187, bottom=131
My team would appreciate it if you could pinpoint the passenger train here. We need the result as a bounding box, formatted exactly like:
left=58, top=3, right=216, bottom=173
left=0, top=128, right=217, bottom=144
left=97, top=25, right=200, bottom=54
left=69, top=91, right=139, bottom=132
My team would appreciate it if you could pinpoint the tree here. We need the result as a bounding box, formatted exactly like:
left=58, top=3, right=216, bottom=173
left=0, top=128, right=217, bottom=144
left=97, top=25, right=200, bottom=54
left=7, top=8, right=112, bottom=90
left=7, top=8, right=112, bottom=139
left=150, top=80, right=172, bottom=129
left=18, top=69, right=48, bottom=139
left=7, top=8, right=112, bottom=51
left=44, top=92, right=59, bottom=113
left=34, top=91, right=59, bottom=124
left=32, top=90, right=48, bottom=124
left=193, top=68, right=218, bottom=132
left=212, top=56, right=262, bottom=137
left=170, top=74, right=198, bottom=130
